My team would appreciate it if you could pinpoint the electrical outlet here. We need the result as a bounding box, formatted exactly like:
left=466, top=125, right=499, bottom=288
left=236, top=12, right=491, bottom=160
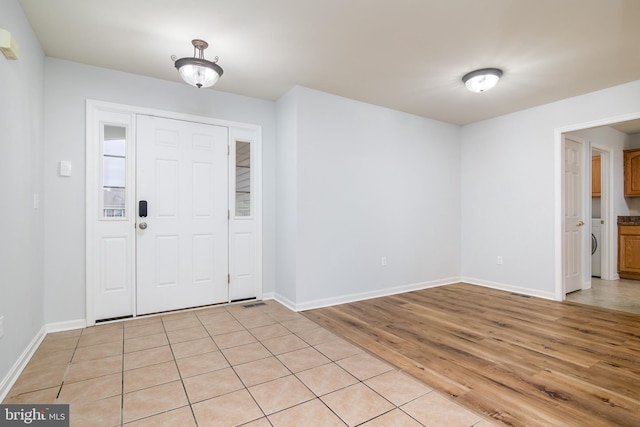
left=0, top=316, right=4, bottom=339
left=381, top=256, right=387, bottom=266
left=497, top=256, right=503, bottom=265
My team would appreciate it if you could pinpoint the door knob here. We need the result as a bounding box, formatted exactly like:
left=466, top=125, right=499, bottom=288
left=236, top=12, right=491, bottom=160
left=577, top=220, right=585, bottom=227
left=139, top=222, right=147, bottom=230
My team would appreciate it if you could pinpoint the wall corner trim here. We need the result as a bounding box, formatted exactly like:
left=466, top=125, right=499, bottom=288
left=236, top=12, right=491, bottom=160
left=0, top=325, right=47, bottom=402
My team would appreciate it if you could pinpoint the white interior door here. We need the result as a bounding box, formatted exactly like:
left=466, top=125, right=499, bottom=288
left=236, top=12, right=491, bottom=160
left=136, top=115, right=229, bottom=314
left=563, top=136, right=584, bottom=294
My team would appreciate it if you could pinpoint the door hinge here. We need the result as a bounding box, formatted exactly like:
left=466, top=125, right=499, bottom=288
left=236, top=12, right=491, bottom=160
left=228, top=210, right=230, bottom=220
left=228, top=145, right=230, bottom=156
left=227, top=274, right=230, bottom=284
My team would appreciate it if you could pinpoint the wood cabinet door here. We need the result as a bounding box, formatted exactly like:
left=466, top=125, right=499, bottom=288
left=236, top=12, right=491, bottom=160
left=618, top=226, right=640, bottom=274
left=624, top=149, right=640, bottom=196
left=592, top=155, right=601, bottom=197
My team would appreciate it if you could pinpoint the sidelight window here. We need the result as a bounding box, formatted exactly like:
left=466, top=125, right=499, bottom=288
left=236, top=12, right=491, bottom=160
left=102, top=124, right=127, bottom=218
left=235, top=141, right=251, bottom=217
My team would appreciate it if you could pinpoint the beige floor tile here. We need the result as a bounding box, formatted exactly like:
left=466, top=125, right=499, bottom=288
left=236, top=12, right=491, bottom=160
left=281, top=318, right=319, bottom=333
left=64, top=354, right=122, bottom=384
left=213, top=330, right=256, bottom=349
left=124, top=345, right=174, bottom=370
left=2, top=386, right=59, bottom=404
left=122, top=381, right=188, bottom=423
left=268, top=311, right=303, bottom=323
left=192, top=389, right=264, bottom=427
left=162, top=315, right=202, bottom=332
left=268, top=398, right=347, bottom=427
left=72, top=340, right=123, bottom=362
left=336, top=353, right=394, bottom=381
left=124, top=360, right=180, bottom=393
left=166, top=325, right=209, bottom=344
left=261, top=334, right=308, bottom=355
left=194, top=305, right=229, bottom=316
left=249, top=323, right=291, bottom=341
left=204, top=319, right=245, bottom=335
left=364, top=370, right=431, bottom=406
left=69, top=395, right=121, bottom=427
left=183, top=367, right=245, bottom=403
left=322, top=383, right=394, bottom=426
left=296, top=363, right=359, bottom=396
left=38, top=335, right=80, bottom=352
left=123, top=315, right=162, bottom=329
left=237, top=313, right=277, bottom=329
left=47, top=329, right=83, bottom=339
left=234, top=357, right=291, bottom=387
left=248, top=375, right=315, bottom=415
left=277, top=347, right=330, bottom=373
left=124, top=322, right=165, bottom=339
left=222, top=342, right=271, bottom=366
left=77, top=329, right=123, bottom=348
left=176, top=351, right=229, bottom=378
left=296, top=327, right=338, bottom=345
left=171, top=336, right=218, bottom=359
left=26, top=348, right=74, bottom=370
left=197, top=311, right=235, bottom=325
left=124, top=333, right=168, bottom=353
left=9, top=364, right=68, bottom=396
left=242, top=418, right=272, bottom=427
left=124, top=406, right=196, bottom=427
left=82, top=322, right=123, bottom=335
left=57, top=372, right=122, bottom=404
left=314, top=338, right=363, bottom=361
left=360, top=408, right=423, bottom=427
left=401, top=392, right=483, bottom=427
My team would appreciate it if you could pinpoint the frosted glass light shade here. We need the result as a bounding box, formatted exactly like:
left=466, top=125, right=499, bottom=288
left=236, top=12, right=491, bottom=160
left=175, top=58, right=222, bottom=88
left=462, top=68, right=503, bottom=93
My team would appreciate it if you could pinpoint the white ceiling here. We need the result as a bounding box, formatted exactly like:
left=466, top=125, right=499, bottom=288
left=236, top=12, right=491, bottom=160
left=17, top=0, right=640, bottom=126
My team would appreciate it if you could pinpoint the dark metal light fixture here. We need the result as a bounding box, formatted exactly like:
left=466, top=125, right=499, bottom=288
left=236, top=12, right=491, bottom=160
left=173, top=39, right=223, bottom=88
left=462, top=68, right=502, bottom=92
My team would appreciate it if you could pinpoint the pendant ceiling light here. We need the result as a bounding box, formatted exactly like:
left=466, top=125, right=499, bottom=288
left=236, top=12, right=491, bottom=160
left=173, top=39, right=223, bottom=88
left=462, top=68, right=502, bottom=93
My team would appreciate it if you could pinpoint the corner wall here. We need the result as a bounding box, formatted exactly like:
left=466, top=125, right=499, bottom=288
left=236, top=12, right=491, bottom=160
left=277, top=87, right=462, bottom=309
left=0, top=0, right=46, bottom=391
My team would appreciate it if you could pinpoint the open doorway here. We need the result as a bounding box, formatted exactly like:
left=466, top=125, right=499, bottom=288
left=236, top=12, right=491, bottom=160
left=560, top=117, right=640, bottom=314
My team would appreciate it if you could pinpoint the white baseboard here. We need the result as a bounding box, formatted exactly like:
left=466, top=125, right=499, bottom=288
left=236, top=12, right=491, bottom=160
left=261, top=292, right=275, bottom=301
left=46, top=319, right=86, bottom=333
left=0, top=325, right=47, bottom=402
left=293, top=277, right=460, bottom=312
left=461, top=277, right=556, bottom=300
left=272, top=293, right=297, bottom=312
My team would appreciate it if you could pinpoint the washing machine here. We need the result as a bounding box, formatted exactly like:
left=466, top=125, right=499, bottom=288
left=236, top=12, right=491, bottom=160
left=591, top=218, right=601, bottom=277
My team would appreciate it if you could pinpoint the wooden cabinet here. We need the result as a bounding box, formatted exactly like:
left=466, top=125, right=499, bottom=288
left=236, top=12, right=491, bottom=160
left=618, top=225, right=640, bottom=280
left=592, top=155, right=601, bottom=197
left=624, top=148, right=640, bottom=197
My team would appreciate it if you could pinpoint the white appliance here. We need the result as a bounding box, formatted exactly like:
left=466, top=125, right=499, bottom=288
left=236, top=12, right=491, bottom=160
left=591, top=218, right=601, bottom=277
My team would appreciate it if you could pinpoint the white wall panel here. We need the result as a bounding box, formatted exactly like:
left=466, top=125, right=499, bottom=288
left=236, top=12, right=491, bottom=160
left=102, top=237, right=128, bottom=291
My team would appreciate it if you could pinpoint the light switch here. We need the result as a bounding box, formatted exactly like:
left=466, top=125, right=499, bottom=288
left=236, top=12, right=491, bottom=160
left=59, top=161, right=72, bottom=177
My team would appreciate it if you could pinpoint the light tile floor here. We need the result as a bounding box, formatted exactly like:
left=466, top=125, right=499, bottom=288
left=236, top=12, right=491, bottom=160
left=3, top=301, right=497, bottom=427
left=566, top=277, right=640, bottom=314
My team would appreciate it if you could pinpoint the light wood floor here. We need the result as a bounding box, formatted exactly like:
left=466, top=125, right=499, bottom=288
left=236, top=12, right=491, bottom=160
left=304, top=283, right=640, bottom=427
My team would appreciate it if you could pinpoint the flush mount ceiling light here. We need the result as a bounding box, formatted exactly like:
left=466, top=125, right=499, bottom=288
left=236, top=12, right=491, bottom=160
left=462, top=68, right=503, bottom=93
left=172, top=39, right=223, bottom=88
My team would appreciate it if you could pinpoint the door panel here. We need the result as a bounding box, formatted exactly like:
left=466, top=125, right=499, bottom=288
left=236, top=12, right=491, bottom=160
left=136, top=115, right=229, bottom=314
left=563, top=136, right=584, bottom=294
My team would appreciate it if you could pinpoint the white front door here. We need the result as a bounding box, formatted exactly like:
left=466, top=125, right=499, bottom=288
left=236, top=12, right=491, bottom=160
left=136, top=115, right=229, bottom=314
left=563, top=136, right=584, bottom=294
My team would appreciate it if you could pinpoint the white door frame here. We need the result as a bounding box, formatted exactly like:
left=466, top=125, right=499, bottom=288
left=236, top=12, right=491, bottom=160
left=86, top=100, right=263, bottom=325
left=590, top=144, right=614, bottom=282
left=554, top=112, right=640, bottom=301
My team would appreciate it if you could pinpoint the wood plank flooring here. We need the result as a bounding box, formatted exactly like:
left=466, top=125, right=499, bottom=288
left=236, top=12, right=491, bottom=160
left=303, top=283, right=640, bottom=427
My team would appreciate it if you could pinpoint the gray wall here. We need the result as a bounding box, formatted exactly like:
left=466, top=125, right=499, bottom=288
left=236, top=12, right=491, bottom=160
left=0, top=0, right=45, bottom=386
left=276, top=87, right=461, bottom=309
